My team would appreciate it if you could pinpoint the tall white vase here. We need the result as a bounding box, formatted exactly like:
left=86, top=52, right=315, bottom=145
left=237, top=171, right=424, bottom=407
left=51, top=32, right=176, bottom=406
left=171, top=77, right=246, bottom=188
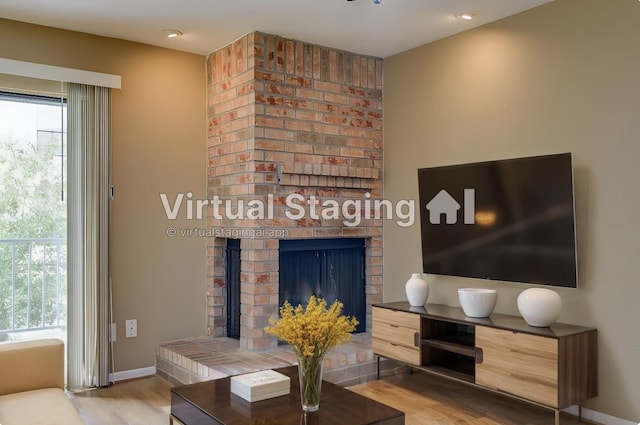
left=405, top=273, right=429, bottom=307
left=517, top=288, right=562, bottom=327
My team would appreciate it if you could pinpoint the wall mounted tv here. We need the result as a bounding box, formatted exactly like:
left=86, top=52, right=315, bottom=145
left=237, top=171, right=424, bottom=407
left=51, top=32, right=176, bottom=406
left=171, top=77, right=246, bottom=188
left=417, top=153, right=577, bottom=288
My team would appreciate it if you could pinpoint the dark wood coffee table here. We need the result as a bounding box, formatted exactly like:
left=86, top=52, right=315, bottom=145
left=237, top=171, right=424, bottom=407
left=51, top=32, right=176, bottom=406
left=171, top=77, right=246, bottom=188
left=170, top=366, right=404, bottom=425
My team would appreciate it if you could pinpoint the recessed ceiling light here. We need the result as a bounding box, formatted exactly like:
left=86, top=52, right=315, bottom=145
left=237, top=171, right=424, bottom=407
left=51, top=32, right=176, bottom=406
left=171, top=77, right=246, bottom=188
left=456, top=11, right=479, bottom=20
left=162, top=29, right=183, bottom=38
left=346, top=0, right=382, bottom=4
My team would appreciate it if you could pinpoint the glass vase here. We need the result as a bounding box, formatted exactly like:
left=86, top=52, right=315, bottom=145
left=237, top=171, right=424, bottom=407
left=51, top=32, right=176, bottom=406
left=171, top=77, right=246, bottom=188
left=297, top=355, right=324, bottom=412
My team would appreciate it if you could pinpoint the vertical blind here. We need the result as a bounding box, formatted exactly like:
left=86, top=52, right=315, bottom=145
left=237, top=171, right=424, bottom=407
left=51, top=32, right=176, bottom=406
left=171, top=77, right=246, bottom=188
left=67, top=83, right=111, bottom=389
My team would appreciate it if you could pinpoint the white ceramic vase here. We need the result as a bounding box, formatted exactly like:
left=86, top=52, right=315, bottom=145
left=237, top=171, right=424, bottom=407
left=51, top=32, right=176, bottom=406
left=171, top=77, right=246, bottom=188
left=517, top=288, right=562, bottom=327
left=405, top=273, right=429, bottom=307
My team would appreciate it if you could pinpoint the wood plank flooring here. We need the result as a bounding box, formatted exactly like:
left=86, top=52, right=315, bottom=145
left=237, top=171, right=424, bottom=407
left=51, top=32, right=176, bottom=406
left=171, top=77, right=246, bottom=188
left=69, top=377, right=171, bottom=425
left=69, top=372, right=597, bottom=425
left=348, top=372, right=594, bottom=425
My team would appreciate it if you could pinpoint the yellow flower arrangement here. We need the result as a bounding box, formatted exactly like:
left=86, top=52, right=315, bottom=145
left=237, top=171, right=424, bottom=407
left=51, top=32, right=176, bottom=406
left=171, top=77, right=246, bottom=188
left=265, top=295, right=359, bottom=358
left=265, top=295, right=358, bottom=411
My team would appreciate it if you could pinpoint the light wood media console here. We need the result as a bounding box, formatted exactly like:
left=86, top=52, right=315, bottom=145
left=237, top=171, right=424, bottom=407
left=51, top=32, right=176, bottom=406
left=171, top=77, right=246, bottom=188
left=372, top=302, right=597, bottom=425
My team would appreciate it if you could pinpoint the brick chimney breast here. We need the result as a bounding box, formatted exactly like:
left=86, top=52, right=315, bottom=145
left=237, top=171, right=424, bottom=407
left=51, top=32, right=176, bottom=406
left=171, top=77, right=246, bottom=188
left=206, top=32, right=383, bottom=351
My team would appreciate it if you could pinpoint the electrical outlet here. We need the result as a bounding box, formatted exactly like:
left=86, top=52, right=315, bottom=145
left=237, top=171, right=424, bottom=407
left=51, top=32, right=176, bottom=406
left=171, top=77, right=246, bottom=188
left=109, top=323, right=117, bottom=342
left=125, top=319, right=137, bottom=338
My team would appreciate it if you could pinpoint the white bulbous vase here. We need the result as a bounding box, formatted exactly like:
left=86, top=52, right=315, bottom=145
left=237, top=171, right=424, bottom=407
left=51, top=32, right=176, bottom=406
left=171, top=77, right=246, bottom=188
left=517, top=288, right=562, bottom=327
left=405, top=273, right=429, bottom=307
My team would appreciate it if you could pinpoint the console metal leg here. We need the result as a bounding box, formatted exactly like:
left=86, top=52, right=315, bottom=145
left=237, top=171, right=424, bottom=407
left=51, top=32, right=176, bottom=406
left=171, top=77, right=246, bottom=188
left=376, top=355, right=381, bottom=380
left=554, top=409, right=560, bottom=425
left=169, top=414, right=184, bottom=425
left=578, top=404, right=583, bottom=422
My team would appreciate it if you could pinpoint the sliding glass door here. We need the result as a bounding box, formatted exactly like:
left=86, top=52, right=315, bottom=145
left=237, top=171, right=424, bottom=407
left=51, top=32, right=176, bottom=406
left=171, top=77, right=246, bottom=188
left=0, top=91, right=67, bottom=341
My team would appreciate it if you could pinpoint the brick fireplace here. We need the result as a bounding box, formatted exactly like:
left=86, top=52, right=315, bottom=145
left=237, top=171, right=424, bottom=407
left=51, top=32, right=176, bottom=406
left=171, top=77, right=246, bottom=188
left=206, top=32, right=383, bottom=351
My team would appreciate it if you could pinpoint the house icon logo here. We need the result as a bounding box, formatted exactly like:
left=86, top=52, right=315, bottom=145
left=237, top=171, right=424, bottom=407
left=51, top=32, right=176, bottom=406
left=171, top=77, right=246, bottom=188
left=425, top=189, right=476, bottom=225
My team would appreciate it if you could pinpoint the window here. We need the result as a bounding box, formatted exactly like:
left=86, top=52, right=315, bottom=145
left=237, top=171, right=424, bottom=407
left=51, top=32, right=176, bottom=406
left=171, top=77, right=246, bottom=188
left=0, top=91, right=67, bottom=341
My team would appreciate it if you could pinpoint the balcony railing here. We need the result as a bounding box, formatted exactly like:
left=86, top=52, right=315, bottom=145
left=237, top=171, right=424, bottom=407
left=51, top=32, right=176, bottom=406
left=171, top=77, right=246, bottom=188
left=0, top=238, right=66, bottom=338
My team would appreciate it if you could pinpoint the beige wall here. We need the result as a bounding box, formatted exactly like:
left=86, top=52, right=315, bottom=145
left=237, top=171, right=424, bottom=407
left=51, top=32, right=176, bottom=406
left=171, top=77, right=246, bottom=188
left=383, top=0, right=640, bottom=421
left=0, top=19, right=207, bottom=372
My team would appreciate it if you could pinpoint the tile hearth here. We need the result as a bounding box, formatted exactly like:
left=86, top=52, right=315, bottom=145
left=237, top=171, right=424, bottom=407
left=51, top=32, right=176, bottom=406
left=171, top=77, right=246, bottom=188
left=156, top=333, right=400, bottom=387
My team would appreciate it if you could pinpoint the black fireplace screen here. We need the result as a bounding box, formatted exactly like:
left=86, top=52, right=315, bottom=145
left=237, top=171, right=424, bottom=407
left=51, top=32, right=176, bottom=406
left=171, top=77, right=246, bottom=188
left=226, top=238, right=241, bottom=339
left=279, top=238, right=366, bottom=333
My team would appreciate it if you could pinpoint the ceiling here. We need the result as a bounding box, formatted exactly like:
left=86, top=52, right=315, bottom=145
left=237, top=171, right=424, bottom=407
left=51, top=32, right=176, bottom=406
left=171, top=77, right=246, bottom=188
left=0, top=0, right=553, bottom=58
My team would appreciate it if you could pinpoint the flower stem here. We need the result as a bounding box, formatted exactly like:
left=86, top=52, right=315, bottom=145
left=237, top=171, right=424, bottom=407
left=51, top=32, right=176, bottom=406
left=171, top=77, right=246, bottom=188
left=298, top=355, right=323, bottom=411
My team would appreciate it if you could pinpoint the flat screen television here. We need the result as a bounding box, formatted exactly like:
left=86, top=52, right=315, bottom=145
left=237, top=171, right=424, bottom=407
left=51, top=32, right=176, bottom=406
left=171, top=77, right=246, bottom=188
left=417, top=153, right=577, bottom=288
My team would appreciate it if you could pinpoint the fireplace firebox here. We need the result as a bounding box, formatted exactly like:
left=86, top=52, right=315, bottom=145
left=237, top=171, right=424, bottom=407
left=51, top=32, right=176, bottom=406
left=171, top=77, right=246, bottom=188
left=279, top=238, right=366, bottom=333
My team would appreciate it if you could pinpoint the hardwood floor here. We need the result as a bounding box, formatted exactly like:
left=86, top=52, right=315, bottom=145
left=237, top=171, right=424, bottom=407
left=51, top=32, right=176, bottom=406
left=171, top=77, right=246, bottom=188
left=348, top=371, right=595, bottom=425
left=69, top=373, right=596, bottom=425
left=69, top=377, right=172, bottom=425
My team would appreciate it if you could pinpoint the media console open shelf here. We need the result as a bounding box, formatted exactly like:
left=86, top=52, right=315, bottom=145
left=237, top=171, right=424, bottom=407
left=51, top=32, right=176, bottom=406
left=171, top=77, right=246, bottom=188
left=372, top=302, right=597, bottom=425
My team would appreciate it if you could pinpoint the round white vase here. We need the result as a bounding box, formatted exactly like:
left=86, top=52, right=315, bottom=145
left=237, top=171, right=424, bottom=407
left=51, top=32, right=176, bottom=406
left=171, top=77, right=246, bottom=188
left=405, top=273, right=429, bottom=307
left=517, top=288, right=562, bottom=327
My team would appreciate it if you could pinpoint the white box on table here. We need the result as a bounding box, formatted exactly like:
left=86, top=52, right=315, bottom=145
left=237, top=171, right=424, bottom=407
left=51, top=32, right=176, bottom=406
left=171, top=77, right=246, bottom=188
left=230, top=369, right=290, bottom=402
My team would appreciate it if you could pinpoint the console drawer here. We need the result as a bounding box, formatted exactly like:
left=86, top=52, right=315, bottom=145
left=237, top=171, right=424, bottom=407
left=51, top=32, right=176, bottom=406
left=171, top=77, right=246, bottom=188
left=372, top=307, right=420, bottom=330
left=476, top=326, right=558, bottom=407
left=372, top=320, right=420, bottom=347
left=372, top=338, right=421, bottom=366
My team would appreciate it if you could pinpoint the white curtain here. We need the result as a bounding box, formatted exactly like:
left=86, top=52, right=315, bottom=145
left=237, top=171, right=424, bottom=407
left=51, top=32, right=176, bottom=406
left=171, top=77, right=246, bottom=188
left=67, top=83, right=111, bottom=389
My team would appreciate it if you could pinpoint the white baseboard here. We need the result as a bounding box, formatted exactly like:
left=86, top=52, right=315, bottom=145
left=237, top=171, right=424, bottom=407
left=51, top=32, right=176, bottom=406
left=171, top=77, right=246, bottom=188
left=109, top=366, right=156, bottom=383
left=564, top=405, right=637, bottom=425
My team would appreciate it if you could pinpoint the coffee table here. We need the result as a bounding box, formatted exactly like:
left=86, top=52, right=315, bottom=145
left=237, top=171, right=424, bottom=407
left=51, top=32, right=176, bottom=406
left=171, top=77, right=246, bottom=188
left=170, top=366, right=404, bottom=425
